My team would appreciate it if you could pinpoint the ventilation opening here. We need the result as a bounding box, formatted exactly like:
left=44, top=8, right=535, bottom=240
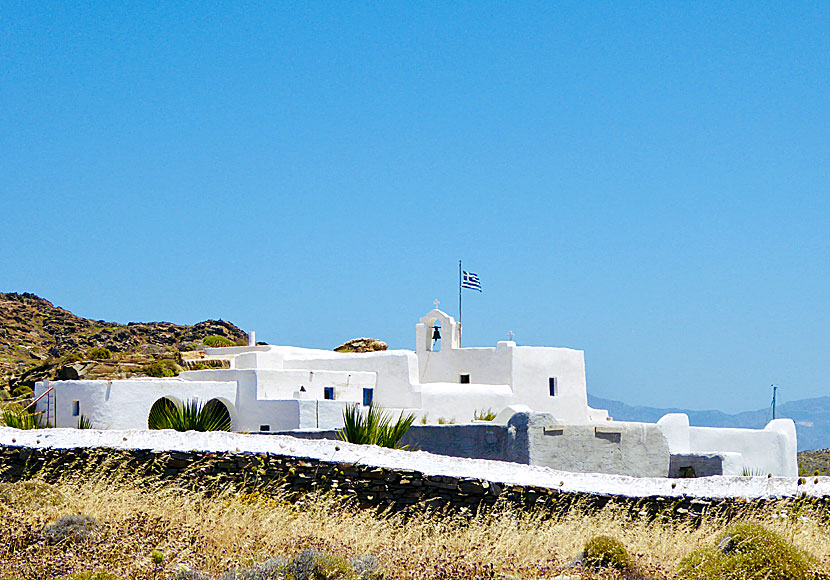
left=72, top=400, right=80, bottom=417
left=324, top=387, right=335, bottom=400
left=260, top=424, right=270, bottom=432
left=549, top=377, right=557, bottom=396
left=459, top=374, right=470, bottom=384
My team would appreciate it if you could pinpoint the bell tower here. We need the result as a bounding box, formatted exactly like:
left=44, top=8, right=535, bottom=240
left=416, top=305, right=461, bottom=353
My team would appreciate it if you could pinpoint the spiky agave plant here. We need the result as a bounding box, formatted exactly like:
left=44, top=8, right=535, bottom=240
left=147, top=398, right=231, bottom=432
left=1, top=405, right=48, bottom=429
left=338, top=404, right=414, bottom=449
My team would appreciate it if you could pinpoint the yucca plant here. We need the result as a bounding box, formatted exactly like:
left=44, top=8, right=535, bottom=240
left=338, top=404, right=415, bottom=449
left=77, top=414, right=92, bottom=429
left=147, top=398, right=232, bottom=432
left=1, top=405, right=49, bottom=429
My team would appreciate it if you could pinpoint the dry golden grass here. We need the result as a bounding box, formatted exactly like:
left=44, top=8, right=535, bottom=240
left=2, top=471, right=830, bottom=580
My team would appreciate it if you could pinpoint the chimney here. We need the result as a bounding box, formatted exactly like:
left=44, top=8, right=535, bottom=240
left=247, top=331, right=256, bottom=346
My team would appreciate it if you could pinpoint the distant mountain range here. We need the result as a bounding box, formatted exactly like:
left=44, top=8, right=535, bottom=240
left=588, top=393, right=830, bottom=451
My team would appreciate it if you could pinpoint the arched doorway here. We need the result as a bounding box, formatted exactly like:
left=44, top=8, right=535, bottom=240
left=204, top=398, right=233, bottom=430
left=148, top=396, right=180, bottom=430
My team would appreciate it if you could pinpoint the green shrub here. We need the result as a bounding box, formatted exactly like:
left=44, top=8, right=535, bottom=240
left=677, top=522, right=816, bottom=580
left=148, top=398, right=232, bottom=432
left=473, top=408, right=497, bottom=421
left=77, top=414, right=92, bottom=429
left=203, top=335, right=235, bottom=348
left=61, top=352, right=83, bottom=364
left=338, top=404, right=414, bottom=449
left=1, top=405, right=48, bottom=429
left=11, top=385, right=34, bottom=398
left=87, top=347, right=112, bottom=360
left=437, top=417, right=455, bottom=425
left=583, top=535, right=634, bottom=573
left=141, top=359, right=180, bottom=378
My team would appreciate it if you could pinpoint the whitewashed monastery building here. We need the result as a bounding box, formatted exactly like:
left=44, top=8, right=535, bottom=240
left=34, top=308, right=798, bottom=477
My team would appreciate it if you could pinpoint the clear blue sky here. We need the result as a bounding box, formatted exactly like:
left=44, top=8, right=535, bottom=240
left=2, top=3, right=827, bottom=413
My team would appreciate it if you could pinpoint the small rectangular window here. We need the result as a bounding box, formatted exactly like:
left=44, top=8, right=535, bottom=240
left=72, top=400, right=80, bottom=417
left=460, top=374, right=470, bottom=384
left=363, top=388, right=374, bottom=406
left=259, top=424, right=270, bottom=432
left=549, top=377, right=557, bottom=396
left=324, top=386, right=335, bottom=400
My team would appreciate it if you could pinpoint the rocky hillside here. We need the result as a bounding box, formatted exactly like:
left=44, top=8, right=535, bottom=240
left=0, top=292, right=247, bottom=398
left=798, top=449, right=830, bottom=476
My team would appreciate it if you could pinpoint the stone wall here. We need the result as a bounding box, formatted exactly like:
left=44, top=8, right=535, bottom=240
left=0, top=445, right=824, bottom=521
left=280, top=412, right=671, bottom=477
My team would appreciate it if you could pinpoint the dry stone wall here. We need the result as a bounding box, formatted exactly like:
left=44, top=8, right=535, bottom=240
left=1, top=445, right=825, bottom=522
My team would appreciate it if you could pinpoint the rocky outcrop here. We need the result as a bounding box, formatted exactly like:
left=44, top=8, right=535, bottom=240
left=334, top=338, right=388, bottom=353
left=0, top=292, right=247, bottom=397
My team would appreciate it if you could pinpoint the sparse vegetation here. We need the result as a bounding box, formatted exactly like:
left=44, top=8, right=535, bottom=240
left=0, top=473, right=829, bottom=580
left=203, top=335, right=235, bottom=348
left=437, top=417, right=455, bottom=425
left=338, top=404, right=415, bottom=449
left=473, top=408, right=496, bottom=421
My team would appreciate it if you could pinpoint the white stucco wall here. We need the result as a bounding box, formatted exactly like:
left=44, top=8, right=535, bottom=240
left=281, top=350, right=422, bottom=408
left=509, top=346, right=589, bottom=423
left=418, top=382, right=514, bottom=423
left=689, top=419, right=797, bottom=477
left=34, top=379, right=238, bottom=430
left=418, top=345, right=512, bottom=386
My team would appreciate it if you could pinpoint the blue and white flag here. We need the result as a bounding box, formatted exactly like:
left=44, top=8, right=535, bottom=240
left=461, top=271, right=482, bottom=291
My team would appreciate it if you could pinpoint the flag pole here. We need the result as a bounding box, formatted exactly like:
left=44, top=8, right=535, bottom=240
left=458, top=259, right=462, bottom=347
left=458, top=260, right=462, bottom=325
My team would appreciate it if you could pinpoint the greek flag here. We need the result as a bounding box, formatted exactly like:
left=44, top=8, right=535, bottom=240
left=461, top=271, right=482, bottom=291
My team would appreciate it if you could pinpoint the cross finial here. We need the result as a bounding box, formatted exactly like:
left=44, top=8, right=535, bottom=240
left=508, top=331, right=514, bottom=341
left=433, top=299, right=440, bottom=309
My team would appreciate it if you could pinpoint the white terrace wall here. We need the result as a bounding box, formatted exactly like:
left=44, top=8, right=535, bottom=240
left=688, top=421, right=797, bottom=477
left=657, top=413, right=797, bottom=477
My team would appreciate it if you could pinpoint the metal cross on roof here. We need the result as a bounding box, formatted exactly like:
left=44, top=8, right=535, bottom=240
left=508, top=331, right=514, bottom=341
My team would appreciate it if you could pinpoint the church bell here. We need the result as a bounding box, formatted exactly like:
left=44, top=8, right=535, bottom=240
left=432, top=325, right=441, bottom=341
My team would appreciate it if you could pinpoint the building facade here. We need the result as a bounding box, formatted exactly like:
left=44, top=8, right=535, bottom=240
left=34, top=307, right=798, bottom=477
